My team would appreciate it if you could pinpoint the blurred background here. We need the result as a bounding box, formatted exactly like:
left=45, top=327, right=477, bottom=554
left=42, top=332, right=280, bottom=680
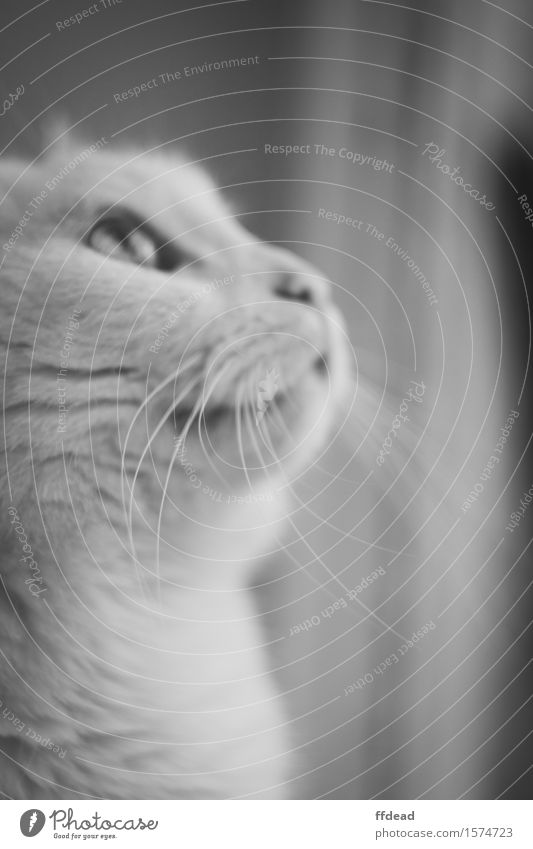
left=1, top=0, right=532, bottom=799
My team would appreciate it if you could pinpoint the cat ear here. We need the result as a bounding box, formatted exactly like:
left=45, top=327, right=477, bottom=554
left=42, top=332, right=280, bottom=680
left=40, top=114, right=80, bottom=159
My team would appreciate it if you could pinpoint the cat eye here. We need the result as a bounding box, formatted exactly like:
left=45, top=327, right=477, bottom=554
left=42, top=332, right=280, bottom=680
left=87, top=208, right=182, bottom=271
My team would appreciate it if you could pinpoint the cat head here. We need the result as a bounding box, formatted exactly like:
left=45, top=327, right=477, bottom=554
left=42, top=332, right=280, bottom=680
left=0, top=139, right=351, bottom=547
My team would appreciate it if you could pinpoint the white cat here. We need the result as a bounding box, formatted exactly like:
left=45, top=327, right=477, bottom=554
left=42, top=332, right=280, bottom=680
left=0, top=139, right=350, bottom=799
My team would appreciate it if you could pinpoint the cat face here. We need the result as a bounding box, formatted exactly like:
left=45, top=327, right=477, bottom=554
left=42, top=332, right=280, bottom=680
left=0, top=143, right=350, bottom=529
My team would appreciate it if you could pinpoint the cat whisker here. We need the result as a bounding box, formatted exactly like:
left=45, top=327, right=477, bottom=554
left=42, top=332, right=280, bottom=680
left=267, top=381, right=419, bottom=561
left=154, top=358, right=235, bottom=604
left=243, top=386, right=274, bottom=482
left=251, top=367, right=285, bottom=471
left=277, top=379, right=361, bottom=485
left=235, top=379, right=255, bottom=496
left=154, top=393, right=204, bottom=606
left=255, top=395, right=281, bottom=463
left=267, top=395, right=293, bottom=444
left=123, top=369, right=202, bottom=510
left=197, top=394, right=233, bottom=495
left=247, top=389, right=408, bottom=642
left=120, top=352, right=202, bottom=463
left=123, top=369, right=203, bottom=598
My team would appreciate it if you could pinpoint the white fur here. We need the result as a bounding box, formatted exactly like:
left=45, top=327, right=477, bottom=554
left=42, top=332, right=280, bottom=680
left=0, top=141, right=349, bottom=798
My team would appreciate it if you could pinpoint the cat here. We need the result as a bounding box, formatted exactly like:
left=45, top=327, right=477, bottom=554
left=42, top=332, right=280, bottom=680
left=0, top=136, right=351, bottom=799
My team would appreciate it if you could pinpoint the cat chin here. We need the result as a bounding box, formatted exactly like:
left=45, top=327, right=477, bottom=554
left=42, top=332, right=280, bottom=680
left=171, top=355, right=333, bottom=471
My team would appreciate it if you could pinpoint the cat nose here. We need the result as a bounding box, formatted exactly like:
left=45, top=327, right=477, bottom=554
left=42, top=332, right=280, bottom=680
left=273, top=273, right=322, bottom=306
